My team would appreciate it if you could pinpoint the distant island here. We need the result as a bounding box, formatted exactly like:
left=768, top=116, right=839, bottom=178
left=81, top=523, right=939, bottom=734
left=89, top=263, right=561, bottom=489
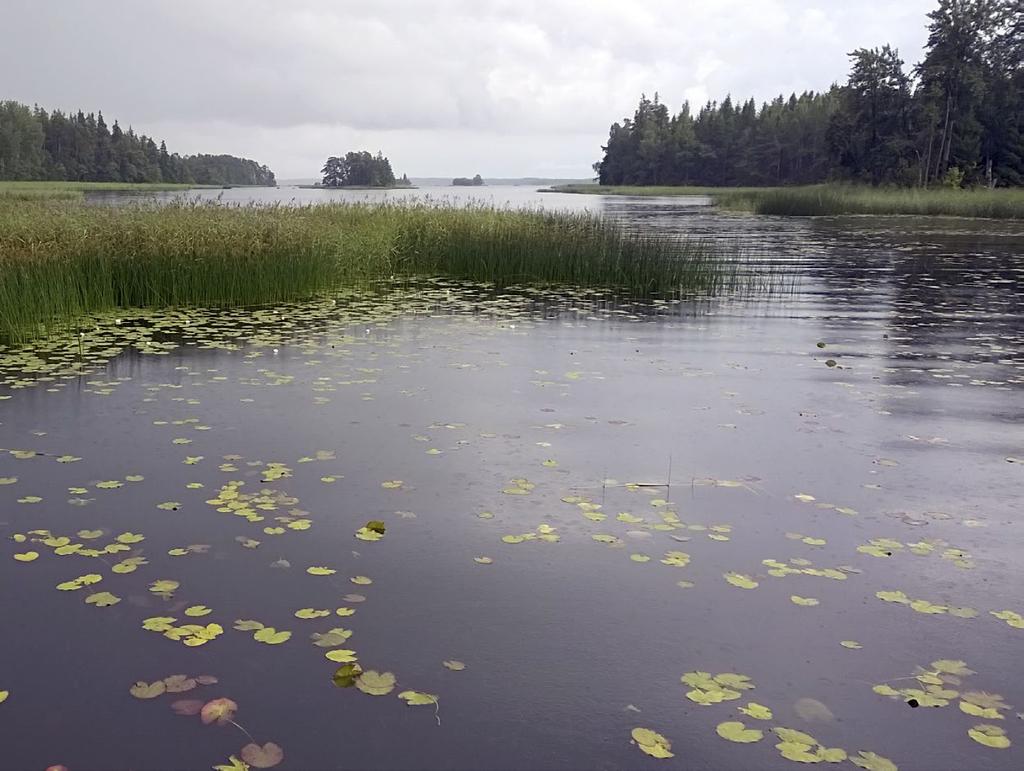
left=452, top=174, right=484, bottom=187
left=317, top=151, right=413, bottom=188
left=0, top=100, right=276, bottom=186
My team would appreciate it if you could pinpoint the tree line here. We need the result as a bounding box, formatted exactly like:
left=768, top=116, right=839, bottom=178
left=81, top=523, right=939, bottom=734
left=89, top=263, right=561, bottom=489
left=595, top=0, right=1023, bottom=188
left=321, top=151, right=410, bottom=187
left=0, top=100, right=276, bottom=186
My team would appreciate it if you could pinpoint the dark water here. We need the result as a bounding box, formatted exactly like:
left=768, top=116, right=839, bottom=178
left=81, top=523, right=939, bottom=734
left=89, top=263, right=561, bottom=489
left=1, top=200, right=1022, bottom=771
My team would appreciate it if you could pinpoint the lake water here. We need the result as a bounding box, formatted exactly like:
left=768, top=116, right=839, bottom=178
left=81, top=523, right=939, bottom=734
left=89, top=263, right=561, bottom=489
left=1, top=189, right=1022, bottom=770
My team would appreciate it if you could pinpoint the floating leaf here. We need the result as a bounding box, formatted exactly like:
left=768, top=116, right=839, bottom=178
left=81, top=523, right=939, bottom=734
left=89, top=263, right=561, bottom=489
left=739, top=702, right=773, bottom=720
left=962, top=691, right=1009, bottom=711
left=185, top=605, right=213, bottom=617
left=794, top=697, right=834, bottom=722
left=0, top=691, right=7, bottom=704
left=714, top=673, right=754, bottom=691
left=130, top=680, right=166, bottom=699
left=791, top=596, right=820, bottom=607
left=631, top=727, right=674, bottom=759
left=777, top=741, right=819, bottom=763
left=661, top=551, right=690, bottom=567
left=312, top=628, right=353, bottom=648
left=968, top=724, right=1010, bottom=749
left=473, top=557, right=493, bottom=564
left=142, top=616, right=177, bottom=632
left=324, top=649, right=358, bottom=663
left=294, top=608, right=330, bottom=620
left=724, top=572, right=758, bottom=589
left=717, top=721, right=763, bottom=743
left=170, top=699, right=204, bottom=716
left=443, top=660, right=466, bottom=671
left=774, top=727, right=818, bottom=746
left=240, top=742, right=284, bottom=768
left=350, top=576, right=372, bottom=585
left=840, top=640, right=863, bottom=649
left=200, top=697, right=239, bottom=725
left=163, top=675, right=197, bottom=693
left=959, top=701, right=1002, bottom=720
left=355, top=670, right=396, bottom=696
left=932, top=660, right=974, bottom=676
left=332, top=663, right=362, bottom=688
left=306, top=566, right=335, bottom=576
left=233, top=619, right=265, bottom=632
left=876, top=590, right=910, bottom=604
left=253, top=628, right=291, bottom=645
left=990, top=610, right=1024, bottom=629
left=13, top=552, right=39, bottom=562
left=398, top=690, right=438, bottom=706
left=149, top=579, right=179, bottom=599
left=213, top=756, right=249, bottom=771
left=85, top=591, right=121, bottom=607
left=849, top=750, right=898, bottom=771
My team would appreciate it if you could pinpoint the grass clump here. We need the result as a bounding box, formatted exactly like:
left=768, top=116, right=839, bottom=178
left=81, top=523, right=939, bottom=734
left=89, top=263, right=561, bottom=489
left=728, top=185, right=1024, bottom=219
left=554, top=182, right=1024, bottom=219
left=0, top=199, right=746, bottom=343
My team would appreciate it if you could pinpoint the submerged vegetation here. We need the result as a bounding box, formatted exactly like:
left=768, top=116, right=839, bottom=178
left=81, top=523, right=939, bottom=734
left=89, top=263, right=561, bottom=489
left=0, top=198, right=748, bottom=343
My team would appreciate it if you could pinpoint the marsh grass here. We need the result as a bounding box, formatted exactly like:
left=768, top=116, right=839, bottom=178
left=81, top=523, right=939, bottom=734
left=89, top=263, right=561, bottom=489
left=0, top=199, right=748, bottom=342
left=0, top=181, right=209, bottom=192
left=724, top=186, right=1024, bottom=219
left=0, top=181, right=211, bottom=203
left=554, top=182, right=1024, bottom=219
left=546, top=184, right=769, bottom=197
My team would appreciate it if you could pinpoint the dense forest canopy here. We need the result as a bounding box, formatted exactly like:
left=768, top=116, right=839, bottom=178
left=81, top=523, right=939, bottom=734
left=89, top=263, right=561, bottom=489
left=0, top=101, right=275, bottom=186
left=321, top=151, right=399, bottom=187
left=595, top=0, right=1023, bottom=188
left=452, top=175, right=485, bottom=186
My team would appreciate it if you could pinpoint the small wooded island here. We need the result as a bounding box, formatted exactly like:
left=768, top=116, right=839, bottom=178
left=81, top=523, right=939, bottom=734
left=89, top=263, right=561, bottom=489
left=452, top=174, right=485, bottom=186
left=316, top=151, right=413, bottom=188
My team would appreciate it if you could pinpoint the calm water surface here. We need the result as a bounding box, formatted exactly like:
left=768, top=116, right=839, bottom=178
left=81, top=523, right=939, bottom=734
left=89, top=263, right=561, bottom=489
left=1, top=192, right=1022, bottom=770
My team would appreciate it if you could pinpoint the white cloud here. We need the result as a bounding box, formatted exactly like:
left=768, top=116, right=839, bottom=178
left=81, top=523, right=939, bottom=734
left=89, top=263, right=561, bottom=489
left=1, top=0, right=936, bottom=177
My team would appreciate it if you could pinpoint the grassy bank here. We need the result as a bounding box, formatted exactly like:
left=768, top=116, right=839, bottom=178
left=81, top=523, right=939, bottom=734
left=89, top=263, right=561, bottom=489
left=0, top=181, right=213, bottom=202
left=550, top=182, right=1024, bottom=219
left=0, top=199, right=746, bottom=343
left=545, top=184, right=770, bottom=197
left=715, top=185, right=1024, bottom=219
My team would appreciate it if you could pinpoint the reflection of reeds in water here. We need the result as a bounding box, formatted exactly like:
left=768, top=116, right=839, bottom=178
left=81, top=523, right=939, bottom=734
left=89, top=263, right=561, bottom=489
left=714, top=185, right=1024, bottom=219
left=0, top=199, right=758, bottom=343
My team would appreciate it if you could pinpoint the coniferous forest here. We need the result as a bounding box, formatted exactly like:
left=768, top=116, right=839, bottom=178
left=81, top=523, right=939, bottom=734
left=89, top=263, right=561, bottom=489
left=595, top=0, right=1023, bottom=188
left=0, top=101, right=276, bottom=186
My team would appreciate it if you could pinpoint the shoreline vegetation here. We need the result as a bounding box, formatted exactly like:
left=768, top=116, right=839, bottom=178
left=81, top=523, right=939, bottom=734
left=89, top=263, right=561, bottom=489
left=0, top=198, right=753, bottom=344
left=0, top=100, right=276, bottom=187
left=0, top=181, right=273, bottom=201
left=298, top=184, right=418, bottom=190
left=545, top=183, right=1024, bottom=219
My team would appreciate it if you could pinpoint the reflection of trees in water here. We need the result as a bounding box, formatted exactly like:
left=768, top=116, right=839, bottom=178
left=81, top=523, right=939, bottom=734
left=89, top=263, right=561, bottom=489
left=805, top=220, right=1024, bottom=393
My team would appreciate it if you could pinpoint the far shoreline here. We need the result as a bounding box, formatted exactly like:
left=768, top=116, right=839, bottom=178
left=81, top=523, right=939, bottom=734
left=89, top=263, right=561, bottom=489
left=297, top=184, right=419, bottom=191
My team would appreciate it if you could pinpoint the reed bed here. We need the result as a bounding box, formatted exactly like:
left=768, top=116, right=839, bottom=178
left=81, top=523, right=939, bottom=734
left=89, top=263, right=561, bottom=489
left=711, top=185, right=1024, bottom=219
left=547, top=184, right=769, bottom=197
left=0, top=199, right=746, bottom=343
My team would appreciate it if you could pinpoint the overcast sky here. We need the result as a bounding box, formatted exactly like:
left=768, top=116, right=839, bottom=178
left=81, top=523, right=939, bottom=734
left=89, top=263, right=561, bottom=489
left=1, top=1, right=937, bottom=179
